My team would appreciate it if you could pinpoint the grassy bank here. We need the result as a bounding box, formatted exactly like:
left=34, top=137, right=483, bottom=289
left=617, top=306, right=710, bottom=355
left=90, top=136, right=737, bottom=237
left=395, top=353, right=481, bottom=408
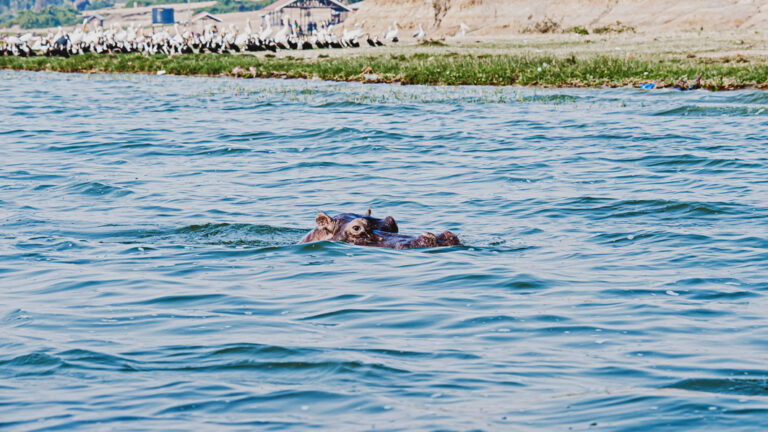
left=1, top=51, right=767, bottom=90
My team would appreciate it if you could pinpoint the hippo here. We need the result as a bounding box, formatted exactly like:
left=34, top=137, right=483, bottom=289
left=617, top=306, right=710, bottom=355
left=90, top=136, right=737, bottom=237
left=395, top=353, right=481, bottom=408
left=300, top=208, right=461, bottom=249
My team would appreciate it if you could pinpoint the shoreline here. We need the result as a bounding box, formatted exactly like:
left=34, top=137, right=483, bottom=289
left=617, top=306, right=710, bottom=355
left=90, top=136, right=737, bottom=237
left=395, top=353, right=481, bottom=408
left=2, top=52, right=767, bottom=90
left=2, top=34, right=767, bottom=90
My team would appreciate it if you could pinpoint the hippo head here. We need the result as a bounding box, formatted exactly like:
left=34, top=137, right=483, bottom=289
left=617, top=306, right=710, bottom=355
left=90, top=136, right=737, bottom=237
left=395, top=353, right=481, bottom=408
left=300, top=208, right=461, bottom=249
left=331, top=219, right=462, bottom=249
left=331, top=216, right=383, bottom=246
left=300, top=208, right=399, bottom=243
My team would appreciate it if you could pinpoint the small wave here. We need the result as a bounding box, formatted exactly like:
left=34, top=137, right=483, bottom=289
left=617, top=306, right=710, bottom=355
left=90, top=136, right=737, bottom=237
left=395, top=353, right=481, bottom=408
left=209, top=344, right=298, bottom=357
left=543, top=197, right=742, bottom=220
left=315, top=100, right=381, bottom=109
left=216, top=130, right=280, bottom=143
left=727, top=92, right=768, bottom=104
left=131, top=344, right=410, bottom=375
left=653, top=105, right=768, bottom=117
left=68, top=181, right=133, bottom=197
left=59, top=349, right=138, bottom=371
left=1, top=345, right=412, bottom=379
left=611, top=154, right=762, bottom=170
left=154, top=390, right=351, bottom=418
left=591, top=231, right=711, bottom=246
left=420, top=272, right=550, bottom=292
left=300, top=308, right=398, bottom=321
left=121, top=293, right=232, bottom=307
left=665, top=378, right=768, bottom=396
left=0, top=128, right=29, bottom=136
left=349, top=347, right=481, bottom=360
left=504, top=273, right=552, bottom=290
left=269, top=160, right=362, bottom=173
left=175, top=223, right=306, bottom=247
left=176, top=360, right=408, bottom=375
left=2, top=170, right=63, bottom=181
left=442, top=314, right=517, bottom=329
left=0, top=352, right=64, bottom=376
left=120, top=245, right=159, bottom=254
left=664, top=277, right=758, bottom=300
left=301, top=126, right=418, bottom=143
left=1, top=352, right=61, bottom=367
left=669, top=277, right=745, bottom=287
left=41, top=223, right=308, bottom=253
left=189, top=146, right=253, bottom=156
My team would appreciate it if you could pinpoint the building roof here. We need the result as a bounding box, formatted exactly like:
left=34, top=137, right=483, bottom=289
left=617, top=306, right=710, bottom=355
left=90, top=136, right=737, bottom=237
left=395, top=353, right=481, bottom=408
left=261, top=0, right=351, bottom=14
left=83, top=13, right=105, bottom=23
left=190, top=11, right=223, bottom=23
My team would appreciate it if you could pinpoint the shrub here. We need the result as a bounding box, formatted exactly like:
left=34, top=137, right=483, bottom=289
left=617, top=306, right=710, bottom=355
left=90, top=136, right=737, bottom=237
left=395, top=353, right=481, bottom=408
left=2, top=5, right=80, bottom=29
left=523, top=17, right=561, bottom=34
left=592, top=21, right=636, bottom=34
left=571, top=26, right=589, bottom=35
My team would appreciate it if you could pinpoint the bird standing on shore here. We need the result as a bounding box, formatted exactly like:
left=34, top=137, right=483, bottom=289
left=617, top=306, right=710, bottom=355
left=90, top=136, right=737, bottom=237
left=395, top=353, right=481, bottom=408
left=259, top=16, right=273, bottom=40
left=414, top=24, right=426, bottom=40
left=454, top=22, right=470, bottom=38
left=384, top=21, right=399, bottom=42
left=0, top=17, right=385, bottom=58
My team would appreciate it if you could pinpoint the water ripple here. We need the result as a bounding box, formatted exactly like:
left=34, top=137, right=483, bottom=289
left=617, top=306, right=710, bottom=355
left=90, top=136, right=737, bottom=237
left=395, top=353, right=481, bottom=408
left=0, top=71, right=766, bottom=431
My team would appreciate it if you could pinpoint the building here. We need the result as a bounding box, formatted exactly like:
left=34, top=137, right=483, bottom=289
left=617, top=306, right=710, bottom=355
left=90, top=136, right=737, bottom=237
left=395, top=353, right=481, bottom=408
left=260, top=0, right=352, bottom=32
left=152, top=7, right=175, bottom=25
left=189, top=11, right=222, bottom=24
left=82, top=13, right=105, bottom=27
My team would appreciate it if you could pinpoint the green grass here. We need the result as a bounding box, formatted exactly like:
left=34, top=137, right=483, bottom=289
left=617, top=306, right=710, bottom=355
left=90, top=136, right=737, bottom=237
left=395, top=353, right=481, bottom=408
left=570, top=26, right=589, bottom=36
left=592, top=21, right=636, bottom=34
left=1, top=52, right=766, bottom=90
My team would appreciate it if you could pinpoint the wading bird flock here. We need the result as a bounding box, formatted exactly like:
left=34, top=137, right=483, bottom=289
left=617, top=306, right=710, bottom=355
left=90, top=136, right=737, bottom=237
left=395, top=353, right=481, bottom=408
left=0, top=17, right=400, bottom=57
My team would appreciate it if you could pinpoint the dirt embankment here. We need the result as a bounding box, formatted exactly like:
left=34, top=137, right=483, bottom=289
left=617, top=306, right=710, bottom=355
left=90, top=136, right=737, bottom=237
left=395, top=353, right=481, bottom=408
left=345, top=0, right=768, bottom=38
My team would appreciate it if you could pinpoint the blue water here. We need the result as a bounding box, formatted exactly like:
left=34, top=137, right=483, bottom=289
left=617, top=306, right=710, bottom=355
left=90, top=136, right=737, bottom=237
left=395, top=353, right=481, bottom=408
left=1, top=70, right=767, bottom=431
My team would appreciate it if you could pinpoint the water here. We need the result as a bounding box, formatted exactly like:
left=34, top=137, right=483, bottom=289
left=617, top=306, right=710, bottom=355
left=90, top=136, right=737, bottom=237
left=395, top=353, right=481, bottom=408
left=1, top=70, right=767, bottom=431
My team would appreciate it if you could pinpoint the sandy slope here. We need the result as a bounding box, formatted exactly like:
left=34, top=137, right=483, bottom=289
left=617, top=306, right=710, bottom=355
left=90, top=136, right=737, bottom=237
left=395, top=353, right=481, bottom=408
left=345, top=0, right=768, bottom=38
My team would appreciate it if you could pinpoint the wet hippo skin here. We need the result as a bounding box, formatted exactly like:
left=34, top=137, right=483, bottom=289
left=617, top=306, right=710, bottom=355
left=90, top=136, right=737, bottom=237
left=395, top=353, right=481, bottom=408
left=300, top=208, right=461, bottom=249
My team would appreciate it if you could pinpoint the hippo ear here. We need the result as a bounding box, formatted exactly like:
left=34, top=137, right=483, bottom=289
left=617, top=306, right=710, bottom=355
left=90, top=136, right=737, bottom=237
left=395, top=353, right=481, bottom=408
left=316, top=212, right=333, bottom=229
left=365, top=208, right=372, bottom=217
left=382, top=216, right=398, bottom=233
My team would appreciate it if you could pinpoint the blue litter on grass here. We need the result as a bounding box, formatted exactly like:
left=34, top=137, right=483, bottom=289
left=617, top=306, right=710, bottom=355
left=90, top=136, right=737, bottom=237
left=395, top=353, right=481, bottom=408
left=638, top=83, right=656, bottom=89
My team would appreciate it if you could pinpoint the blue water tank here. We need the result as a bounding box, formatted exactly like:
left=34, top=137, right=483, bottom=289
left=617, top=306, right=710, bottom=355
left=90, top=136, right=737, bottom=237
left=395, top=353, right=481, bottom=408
left=152, top=8, right=175, bottom=25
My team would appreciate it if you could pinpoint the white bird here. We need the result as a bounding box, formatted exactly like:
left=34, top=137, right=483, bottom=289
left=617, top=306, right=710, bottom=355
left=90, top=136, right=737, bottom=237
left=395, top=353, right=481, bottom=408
left=244, top=18, right=253, bottom=36
left=171, top=23, right=184, bottom=46
left=413, top=23, right=426, bottom=40
left=454, top=22, right=470, bottom=38
left=384, top=21, right=398, bottom=41
left=273, top=17, right=289, bottom=43
left=235, top=19, right=250, bottom=47
left=115, top=25, right=127, bottom=43
left=259, top=15, right=272, bottom=39
left=348, top=22, right=365, bottom=40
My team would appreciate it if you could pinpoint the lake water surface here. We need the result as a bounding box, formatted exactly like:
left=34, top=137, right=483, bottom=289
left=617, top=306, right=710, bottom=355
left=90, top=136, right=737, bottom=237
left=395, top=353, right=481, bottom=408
left=1, top=70, right=767, bottom=430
